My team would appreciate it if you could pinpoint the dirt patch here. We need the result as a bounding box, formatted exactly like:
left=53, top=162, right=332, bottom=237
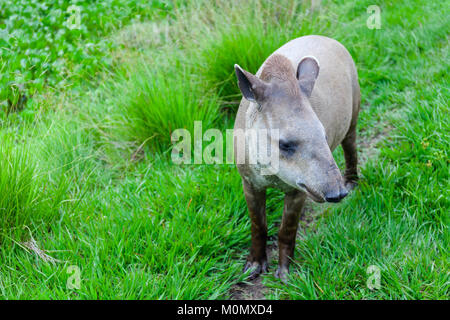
left=229, top=240, right=278, bottom=300
left=229, top=265, right=269, bottom=299
left=358, top=106, right=404, bottom=164
left=359, top=124, right=393, bottom=164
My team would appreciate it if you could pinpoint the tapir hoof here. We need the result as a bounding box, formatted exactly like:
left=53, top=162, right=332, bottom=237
left=274, top=266, right=289, bottom=283
left=345, top=179, right=358, bottom=191
left=243, top=259, right=268, bottom=280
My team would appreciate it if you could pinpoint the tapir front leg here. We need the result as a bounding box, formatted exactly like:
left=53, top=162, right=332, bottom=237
left=276, top=190, right=306, bottom=280
left=242, top=179, right=268, bottom=279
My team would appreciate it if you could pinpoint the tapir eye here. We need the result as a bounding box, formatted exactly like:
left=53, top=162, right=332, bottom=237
left=279, top=140, right=297, bottom=156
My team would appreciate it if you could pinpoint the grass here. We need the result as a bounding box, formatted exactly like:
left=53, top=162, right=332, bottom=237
left=0, top=134, right=40, bottom=240
left=104, top=60, right=220, bottom=151
left=0, top=0, right=448, bottom=299
left=0, top=0, right=177, bottom=118
left=0, top=131, right=72, bottom=244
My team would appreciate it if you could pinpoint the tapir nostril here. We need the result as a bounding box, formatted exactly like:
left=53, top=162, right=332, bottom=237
left=325, top=188, right=348, bottom=203
left=297, top=182, right=307, bottom=189
left=325, top=193, right=341, bottom=203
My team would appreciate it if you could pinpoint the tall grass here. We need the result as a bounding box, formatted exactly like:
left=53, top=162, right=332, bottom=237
left=0, top=132, right=71, bottom=242
left=101, top=60, right=220, bottom=152
left=184, top=1, right=299, bottom=103
left=0, top=134, right=40, bottom=240
left=0, top=108, right=101, bottom=243
left=94, top=0, right=321, bottom=152
left=175, top=1, right=322, bottom=106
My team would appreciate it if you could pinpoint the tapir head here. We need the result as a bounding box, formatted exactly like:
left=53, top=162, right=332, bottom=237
left=235, top=55, right=348, bottom=203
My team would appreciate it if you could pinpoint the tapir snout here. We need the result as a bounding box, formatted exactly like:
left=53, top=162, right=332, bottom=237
left=295, top=153, right=348, bottom=203
left=325, top=187, right=348, bottom=202
left=322, top=160, right=349, bottom=203
left=324, top=184, right=349, bottom=203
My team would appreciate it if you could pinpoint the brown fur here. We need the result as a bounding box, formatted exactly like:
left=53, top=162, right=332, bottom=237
left=260, top=54, right=300, bottom=96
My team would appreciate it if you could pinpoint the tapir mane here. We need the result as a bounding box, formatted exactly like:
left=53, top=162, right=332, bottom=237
left=260, top=54, right=299, bottom=96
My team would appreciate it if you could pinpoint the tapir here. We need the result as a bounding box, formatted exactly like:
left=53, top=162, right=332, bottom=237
left=233, top=35, right=360, bottom=280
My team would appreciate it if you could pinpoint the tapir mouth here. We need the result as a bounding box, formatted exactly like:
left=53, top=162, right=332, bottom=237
left=296, top=182, right=326, bottom=203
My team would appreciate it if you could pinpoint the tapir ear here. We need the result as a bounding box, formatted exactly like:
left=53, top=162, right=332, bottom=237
left=296, top=56, right=320, bottom=98
left=234, top=64, right=269, bottom=103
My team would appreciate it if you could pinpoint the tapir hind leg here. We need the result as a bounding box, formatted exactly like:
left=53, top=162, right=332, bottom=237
left=276, top=191, right=306, bottom=281
left=341, top=121, right=359, bottom=190
left=242, top=179, right=268, bottom=279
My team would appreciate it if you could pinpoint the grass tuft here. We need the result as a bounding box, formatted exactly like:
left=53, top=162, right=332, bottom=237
left=105, top=60, right=220, bottom=151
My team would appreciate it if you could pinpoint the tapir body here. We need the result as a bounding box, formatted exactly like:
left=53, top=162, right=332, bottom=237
left=233, top=35, right=360, bottom=279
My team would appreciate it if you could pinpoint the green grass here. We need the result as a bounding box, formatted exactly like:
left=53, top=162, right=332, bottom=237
left=0, top=133, right=41, bottom=240
left=104, top=60, right=220, bottom=151
left=0, top=130, right=72, bottom=244
left=0, top=0, right=448, bottom=299
left=0, top=0, right=178, bottom=118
